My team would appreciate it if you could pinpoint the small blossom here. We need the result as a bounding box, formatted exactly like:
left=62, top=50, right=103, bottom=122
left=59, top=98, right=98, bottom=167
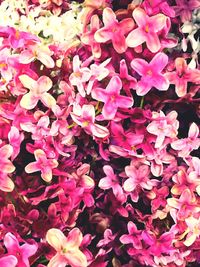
left=19, top=75, right=56, bottom=110
left=70, top=104, right=109, bottom=138
left=25, top=149, right=58, bottom=182
left=126, top=7, right=167, bottom=52
left=131, top=52, right=169, bottom=96
left=92, top=76, right=133, bottom=120
left=46, top=228, right=87, bottom=267
left=94, top=7, right=134, bottom=53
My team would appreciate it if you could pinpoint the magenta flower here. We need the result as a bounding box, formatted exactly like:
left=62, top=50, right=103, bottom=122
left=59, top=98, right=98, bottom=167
left=25, top=149, right=58, bottom=182
left=142, top=230, right=175, bottom=256
left=99, top=165, right=123, bottom=199
left=173, top=0, right=200, bottom=22
left=46, top=228, right=87, bottom=267
left=91, top=76, right=133, bottom=120
left=19, top=75, right=56, bottom=110
left=126, top=7, right=167, bottom=52
left=70, top=104, right=109, bottom=138
left=171, top=122, right=200, bottom=157
left=81, top=15, right=102, bottom=58
left=165, top=57, right=200, bottom=97
left=131, top=52, right=169, bottom=96
left=0, top=255, right=17, bottom=266
left=8, top=126, right=24, bottom=160
left=4, top=232, right=38, bottom=267
left=120, top=222, right=142, bottom=249
left=94, top=7, right=134, bottom=53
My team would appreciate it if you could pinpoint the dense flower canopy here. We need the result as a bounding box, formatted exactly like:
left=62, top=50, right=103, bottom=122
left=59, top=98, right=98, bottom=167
left=0, top=0, right=199, bottom=266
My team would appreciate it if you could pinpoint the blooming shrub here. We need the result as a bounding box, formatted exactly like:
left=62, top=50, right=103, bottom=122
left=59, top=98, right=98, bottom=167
left=0, top=0, right=199, bottom=266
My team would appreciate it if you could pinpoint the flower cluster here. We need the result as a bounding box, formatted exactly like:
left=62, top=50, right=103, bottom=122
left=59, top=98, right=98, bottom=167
left=0, top=0, right=199, bottom=266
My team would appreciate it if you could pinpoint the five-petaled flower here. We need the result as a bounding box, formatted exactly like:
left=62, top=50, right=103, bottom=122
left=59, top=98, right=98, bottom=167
left=25, top=149, right=58, bottom=182
left=46, top=228, right=87, bottom=267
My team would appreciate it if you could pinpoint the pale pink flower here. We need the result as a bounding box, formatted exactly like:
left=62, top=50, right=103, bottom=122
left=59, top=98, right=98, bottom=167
left=147, top=110, right=179, bottom=148
left=165, top=57, right=200, bottom=97
left=25, top=149, right=58, bottom=182
left=19, top=45, right=55, bottom=68
left=99, top=165, right=123, bottom=199
left=167, top=189, right=200, bottom=220
left=126, top=7, right=167, bottom=52
left=0, top=255, right=17, bottom=266
left=3, top=232, right=38, bottom=267
left=69, top=55, right=91, bottom=97
left=46, top=228, right=87, bottom=267
left=0, top=48, right=13, bottom=81
left=81, top=15, right=102, bottom=58
left=184, top=216, right=200, bottom=246
left=131, top=52, right=169, bottom=96
left=123, top=164, right=157, bottom=192
left=19, top=75, right=56, bottom=110
left=92, top=76, right=133, bottom=120
left=171, top=122, right=200, bottom=157
left=94, top=7, right=134, bottom=53
left=0, top=144, right=15, bottom=175
left=70, top=104, right=109, bottom=138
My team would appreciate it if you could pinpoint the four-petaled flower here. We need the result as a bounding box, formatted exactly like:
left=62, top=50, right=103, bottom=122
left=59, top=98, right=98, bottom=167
left=19, top=75, right=56, bottom=110
left=131, top=52, right=169, bottom=96
left=165, top=57, right=200, bottom=97
left=46, top=228, right=87, bottom=267
left=3, top=232, right=38, bottom=267
left=126, top=7, right=167, bottom=52
left=92, top=76, right=133, bottom=120
left=70, top=104, right=109, bottom=138
left=25, top=149, right=58, bottom=182
left=94, top=7, right=134, bottom=53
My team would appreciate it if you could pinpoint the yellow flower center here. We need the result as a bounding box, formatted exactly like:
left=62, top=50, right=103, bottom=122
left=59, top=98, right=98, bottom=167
left=147, top=69, right=152, bottom=76
left=82, top=120, right=90, bottom=127
left=0, top=62, right=7, bottom=69
left=15, top=30, right=20, bottom=39
left=145, top=24, right=149, bottom=33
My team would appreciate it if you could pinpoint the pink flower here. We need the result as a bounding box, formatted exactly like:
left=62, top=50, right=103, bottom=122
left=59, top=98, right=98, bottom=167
left=165, top=57, right=200, bottom=97
left=120, top=222, right=142, bottom=249
left=147, top=110, right=179, bottom=148
left=92, top=76, right=133, bottom=120
left=123, top=164, right=157, bottom=192
left=19, top=45, right=55, bottom=68
left=118, top=59, right=137, bottom=96
left=173, top=0, right=200, bottom=22
left=19, top=75, right=56, bottom=110
left=167, top=189, right=200, bottom=220
left=0, top=255, right=17, bottom=266
left=25, top=149, right=58, bottom=182
left=4, top=232, right=38, bottom=267
left=131, top=52, right=169, bottom=95
left=0, top=144, right=15, bottom=174
left=126, top=7, right=167, bottom=52
left=142, top=230, right=175, bottom=256
left=94, top=7, right=134, bottom=53
left=69, top=55, right=91, bottom=97
left=81, top=15, right=102, bottom=58
left=46, top=228, right=87, bottom=267
left=184, top=216, right=200, bottom=246
left=70, top=104, right=109, bottom=138
left=171, top=122, right=200, bottom=157
left=8, top=126, right=24, bottom=160
left=99, top=165, right=123, bottom=200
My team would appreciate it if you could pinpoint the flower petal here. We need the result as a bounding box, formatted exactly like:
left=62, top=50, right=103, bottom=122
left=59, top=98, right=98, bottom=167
left=46, top=228, right=67, bottom=251
left=131, top=58, right=148, bottom=76
left=20, top=93, right=38, bottom=110
left=40, top=93, right=56, bottom=109
left=126, top=28, right=146, bottom=48
left=146, top=32, right=161, bottom=53
left=150, top=52, right=168, bottom=72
